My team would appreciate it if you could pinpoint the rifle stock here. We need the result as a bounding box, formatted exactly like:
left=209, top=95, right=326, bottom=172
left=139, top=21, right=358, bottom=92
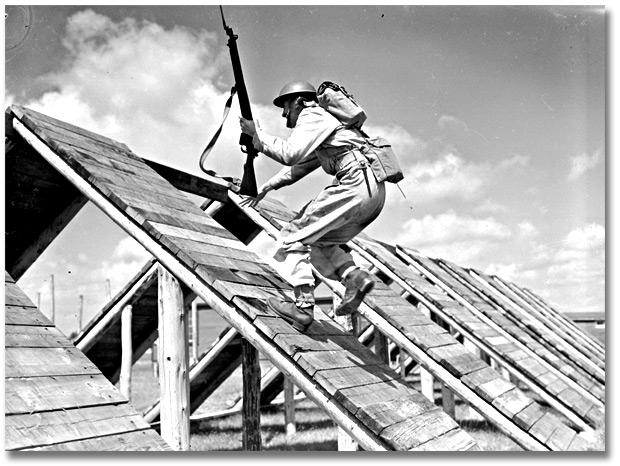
left=221, top=7, right=258, bottom=197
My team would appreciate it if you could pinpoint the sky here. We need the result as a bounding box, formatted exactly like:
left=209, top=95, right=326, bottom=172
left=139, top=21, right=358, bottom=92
left=3, top=4, right=608, bottom=338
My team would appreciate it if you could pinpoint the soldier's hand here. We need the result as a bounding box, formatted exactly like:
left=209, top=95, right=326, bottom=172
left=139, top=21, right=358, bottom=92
left=239, top=117, right=257, bottom=138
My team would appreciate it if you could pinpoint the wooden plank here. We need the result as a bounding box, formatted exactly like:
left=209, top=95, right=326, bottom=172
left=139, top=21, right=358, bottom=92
left=275, top=333, right=344, bottom=356
left=475, top=374, right=514, bottom=403
left=4, top=374, right=127, bottom=414
left=512, top=403, right=546, bottom=431
left=5, top=347, right=101, bottom=378
left=353, top=394, right=434, bottom=435
left=314, top=365, right=396, bottom=396
left=528, top=412, right=560, bottom=444
left=413, top=428, right=482, bottom=451
left=546, top=422, right=577, bottom=451
left=295, top=350, right=384, bottom=377
left=461, top=366, right=502, bottom=390
left=380, top=409, right=458, bottom=450
left=491, top=387, right=534, bottom=419
left=5, top=325, right=74, bottom=348
left=21, top=430, right=171, bottom=451
left=5, top=305, right=54, bottom=326
left=334, top=382, right=411, bottom=415
left=5, top=405, right=152, bottom=450
left=4, top=283, right=37, bottom=307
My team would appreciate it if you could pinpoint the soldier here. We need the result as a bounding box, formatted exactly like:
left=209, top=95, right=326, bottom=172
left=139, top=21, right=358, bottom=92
left=239, top=80, right=386, bottom=332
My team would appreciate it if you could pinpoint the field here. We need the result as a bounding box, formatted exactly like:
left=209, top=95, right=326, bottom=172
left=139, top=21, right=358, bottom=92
left=122, top=308, right=604, bottom=452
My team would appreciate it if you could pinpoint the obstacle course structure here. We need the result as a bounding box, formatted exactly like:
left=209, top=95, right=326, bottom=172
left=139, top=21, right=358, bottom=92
left=5, top=105, right=603, bottom=451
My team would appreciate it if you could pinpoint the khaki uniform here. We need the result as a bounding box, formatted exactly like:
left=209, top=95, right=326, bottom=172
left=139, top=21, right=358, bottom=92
left=253, top=103, right=386, bottom=287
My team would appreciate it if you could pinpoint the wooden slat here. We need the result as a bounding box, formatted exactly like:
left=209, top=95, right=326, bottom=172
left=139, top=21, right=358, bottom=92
left=5, top=347, right=102, bottom=378
left=5, top=305, right=54, bottom=326
left=6, top=405, right=152, bottom=450
left=21, top=430, right=171, bottom=452
left=5, top=374, right=127, bottom=414
left=5, top=325, right=74, bottom=348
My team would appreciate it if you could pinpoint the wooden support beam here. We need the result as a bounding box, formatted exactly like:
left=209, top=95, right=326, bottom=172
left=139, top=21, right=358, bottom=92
left=242, top=338, right=262, bottom=451
left=141, top=158, right=238, bottom=203
left=374, top=331, right=390, bottom=364
left=441, top=385, right=456, bottom=419
left=157, top=265, right=190, bottom=451
left=191, top=299, right=199, bottom=366
left=120, top=305, right=133, bottom=400
left=284, top=377, right=296, bottom=437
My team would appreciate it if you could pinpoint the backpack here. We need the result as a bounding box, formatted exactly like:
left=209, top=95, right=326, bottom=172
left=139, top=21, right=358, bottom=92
left=316, top=81, right=404, bottom=184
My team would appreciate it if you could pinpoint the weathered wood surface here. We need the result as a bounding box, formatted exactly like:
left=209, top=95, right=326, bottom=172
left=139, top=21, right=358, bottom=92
left=8, top=105, right=478, bottom=451
left=434, top=257, right=605, bottom=398
left=4, top=273, right=171, bottom=451
left=365, top=240, right=603, bottom=430
left=488, top=272, right=605, bottom=366
left=250, top=196, right=591, bottom=450
left=499, top=278, right=604, bottom=359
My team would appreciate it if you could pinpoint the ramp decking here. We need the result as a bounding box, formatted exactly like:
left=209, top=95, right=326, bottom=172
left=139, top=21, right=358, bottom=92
left=4, top=272, right=171, bottom=451
left=6, top=105, right=479, bottom=451
left=228, top=193, right=591, bottom=451
left=353, top=238, right=604, bottom=430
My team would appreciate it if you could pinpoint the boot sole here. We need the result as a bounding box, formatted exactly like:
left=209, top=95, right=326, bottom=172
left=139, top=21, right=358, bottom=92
left=266, top=300, right=313, bottom=332
left=335, top=279, right=374, bottom=316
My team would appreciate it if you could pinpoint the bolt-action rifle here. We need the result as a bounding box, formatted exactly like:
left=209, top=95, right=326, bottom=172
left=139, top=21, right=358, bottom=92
left=219, top=6, right=258, bottom=197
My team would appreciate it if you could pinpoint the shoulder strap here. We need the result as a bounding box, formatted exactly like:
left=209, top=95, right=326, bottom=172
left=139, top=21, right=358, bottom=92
left=199, top=86, right=237, bottom=174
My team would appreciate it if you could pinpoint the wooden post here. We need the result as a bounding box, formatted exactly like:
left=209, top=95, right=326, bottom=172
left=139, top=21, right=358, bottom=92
left=120, top=305, right=132, bottom=400
left=242, top=338, right=261, bottom=451
left=441, top=384, right=456, bottom=419
left=420, top=368, right=434, bottom=403
left=284, top=377, right=296, bottom=437
left=191, top=299, right=199, bottom=365
left=338, top=429, right=359, bottom=451
left=157, top=265, right=190, bottom=451
left=373, top=330, right=390, bottom=364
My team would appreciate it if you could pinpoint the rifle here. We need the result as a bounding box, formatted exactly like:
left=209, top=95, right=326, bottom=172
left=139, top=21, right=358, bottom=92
left=219, top=6, right=258, bottom=197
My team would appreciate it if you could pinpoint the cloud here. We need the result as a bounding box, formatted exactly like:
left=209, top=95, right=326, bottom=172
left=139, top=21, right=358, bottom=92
left=395, top=211, right=512, bottom=248
left=567, top=149, right=601, bottom=181
left=400, top=151, right=486, bottom=204
left=18, top=8, right=242, bottom=177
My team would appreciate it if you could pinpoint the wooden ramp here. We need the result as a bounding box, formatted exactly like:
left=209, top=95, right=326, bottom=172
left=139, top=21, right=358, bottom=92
left=227, top=193, right=591, bottom=451
left=465, top=267, right=606, bottom=375
left=412, top=253, right=605, bottom=396
left=7, top=105, right=479, bottom=451
left=351, top=238, right=604, bottom=430
left=517, top=285, right=605, bottom=354
left=4, top=272, right=171, bottom=451
left=497, top=278, right=605, bottom=357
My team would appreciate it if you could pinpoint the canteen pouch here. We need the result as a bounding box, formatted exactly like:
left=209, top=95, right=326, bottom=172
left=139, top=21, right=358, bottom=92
left=359, top=137, right=405, bottom=184
left=317, top=81, right=367, bottom=129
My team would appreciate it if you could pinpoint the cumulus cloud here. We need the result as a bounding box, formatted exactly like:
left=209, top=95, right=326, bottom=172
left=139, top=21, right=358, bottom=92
left=567, top=149, right=601, bottom=181
left=17, top=8, right=249, bottom=177
left=395, top=211, right=512, bottom=248
left=400, top=151, right=486, bottom=204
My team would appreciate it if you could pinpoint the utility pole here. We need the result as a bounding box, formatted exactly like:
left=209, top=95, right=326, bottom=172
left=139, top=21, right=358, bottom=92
left=106, top=279, right=111, bottom=300
left=78, top=294, right=84, bottom=331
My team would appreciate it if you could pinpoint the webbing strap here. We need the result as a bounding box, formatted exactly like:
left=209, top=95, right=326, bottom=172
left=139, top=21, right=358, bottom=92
left=199, top=86, right=237, bottom=174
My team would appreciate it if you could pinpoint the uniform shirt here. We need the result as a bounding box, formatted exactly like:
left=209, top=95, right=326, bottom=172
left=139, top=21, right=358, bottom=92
left=252, top=103, right=366, bottom=190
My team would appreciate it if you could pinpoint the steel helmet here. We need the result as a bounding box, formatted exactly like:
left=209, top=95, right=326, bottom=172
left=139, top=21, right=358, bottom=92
left=273, top=80, right=317, bottom=108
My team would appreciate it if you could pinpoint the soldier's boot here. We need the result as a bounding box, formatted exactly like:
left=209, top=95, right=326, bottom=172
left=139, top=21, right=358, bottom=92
left=334, top=267, right=375, bottom=316
left=266, top=284, right=315, bottom=332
